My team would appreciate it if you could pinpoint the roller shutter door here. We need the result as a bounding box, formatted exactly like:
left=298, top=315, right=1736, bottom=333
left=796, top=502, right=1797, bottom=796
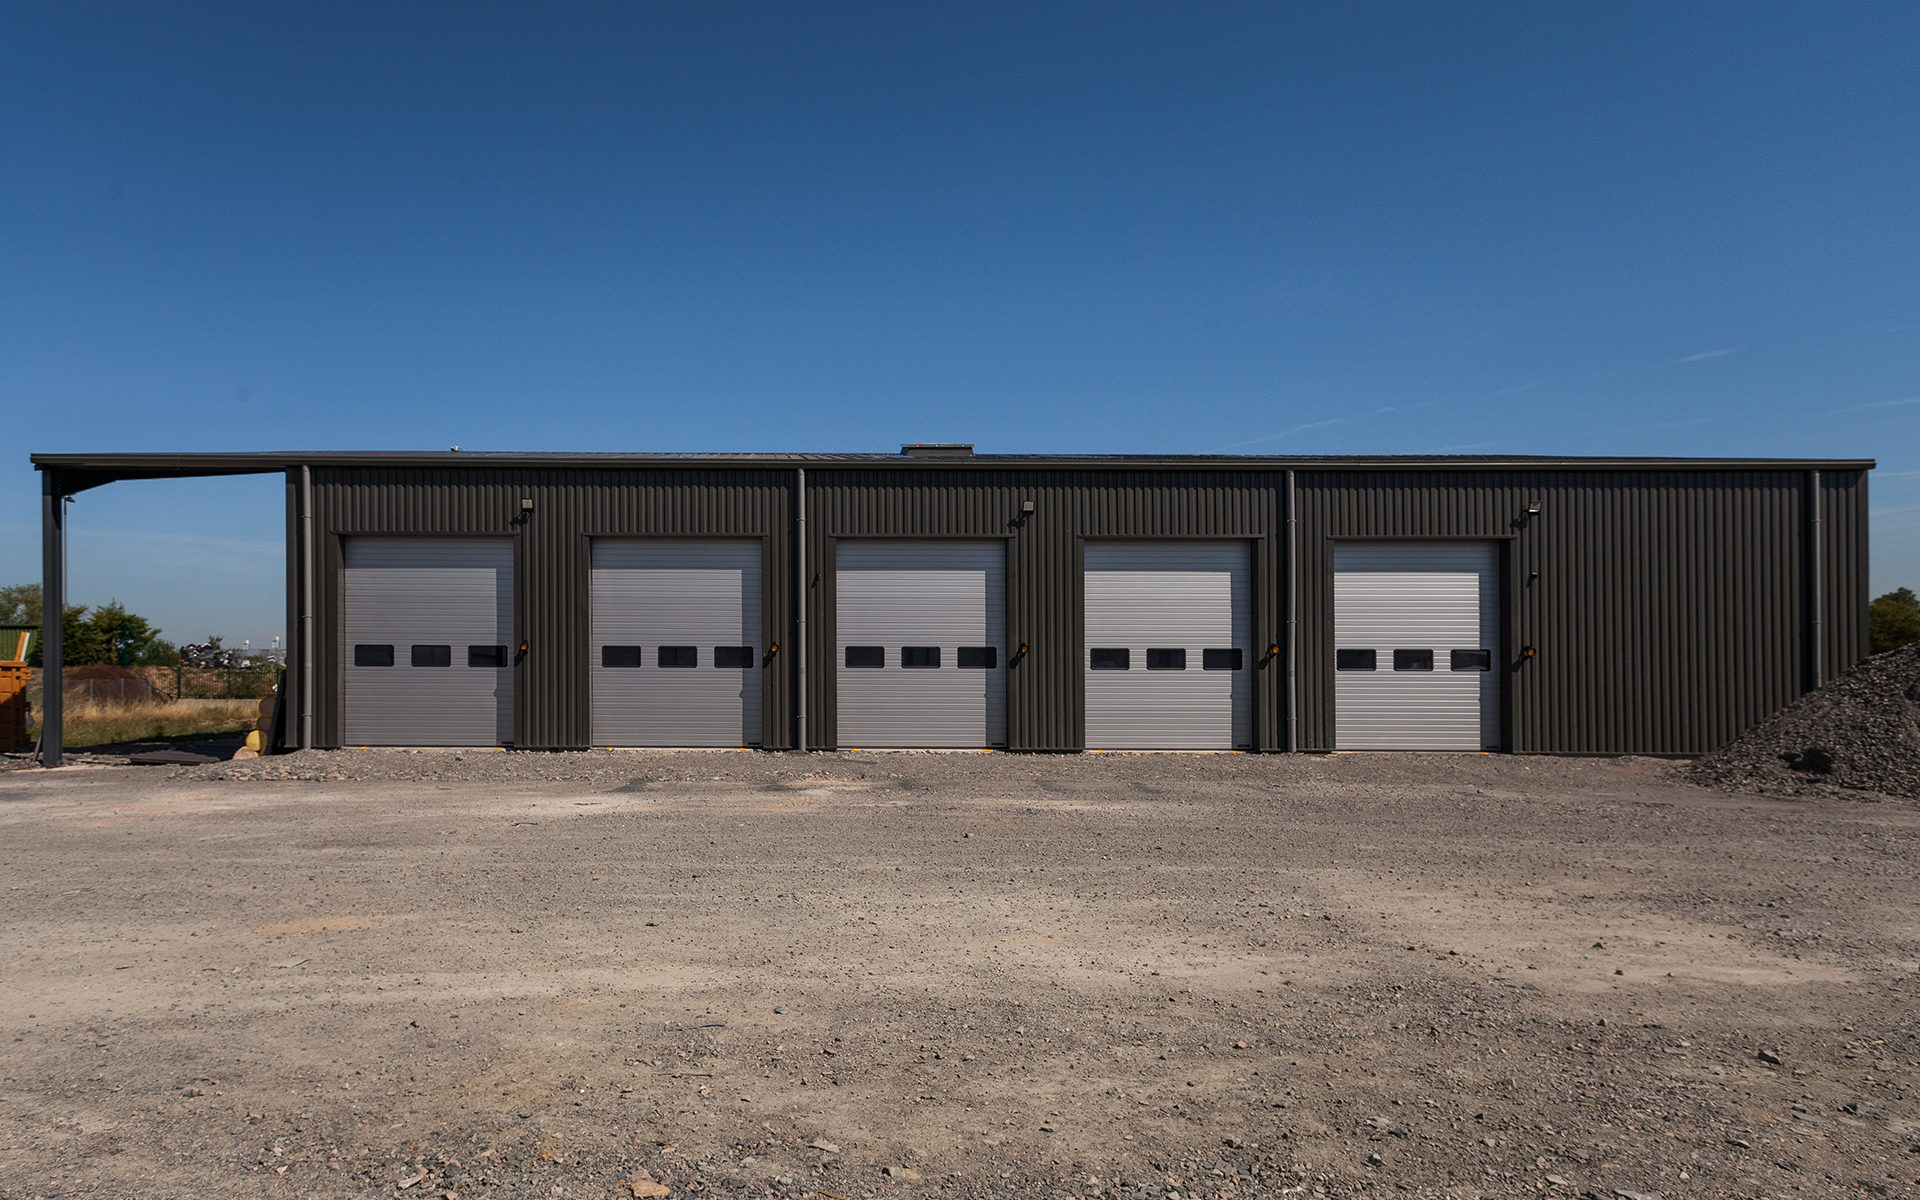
left=835, top=542, right=1007, bottom=748
left=342, top=538, right=514, bottom=746
left=1334, top=542, right=1501, bottom=750
left=1084, top=542, right=1253, bottom=750
left=591, top=541, right=763, bottom=747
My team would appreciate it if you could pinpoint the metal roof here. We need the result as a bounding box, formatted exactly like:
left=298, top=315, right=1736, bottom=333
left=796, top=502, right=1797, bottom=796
left=31, top=449, right=1878, bottom=492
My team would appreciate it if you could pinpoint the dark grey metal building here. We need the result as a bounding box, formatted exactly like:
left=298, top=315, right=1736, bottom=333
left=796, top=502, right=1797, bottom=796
left=32, top=448, right=1872, bottom=763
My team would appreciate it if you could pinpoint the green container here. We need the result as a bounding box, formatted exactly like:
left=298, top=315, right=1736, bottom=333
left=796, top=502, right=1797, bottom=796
left=0, top=625, right=32, bottom=664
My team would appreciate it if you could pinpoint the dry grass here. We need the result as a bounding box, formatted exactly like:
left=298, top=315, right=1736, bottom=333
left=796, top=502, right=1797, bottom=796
left=28, top=698, right=259, bottom=749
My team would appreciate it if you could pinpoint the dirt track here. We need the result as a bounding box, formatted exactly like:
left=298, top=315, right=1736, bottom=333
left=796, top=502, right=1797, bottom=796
left=1, top=751, right=1916, bottom=1199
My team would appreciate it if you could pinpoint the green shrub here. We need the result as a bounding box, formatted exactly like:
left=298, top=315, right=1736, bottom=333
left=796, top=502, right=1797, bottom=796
left=1869, top=587, right=1920, bottom=654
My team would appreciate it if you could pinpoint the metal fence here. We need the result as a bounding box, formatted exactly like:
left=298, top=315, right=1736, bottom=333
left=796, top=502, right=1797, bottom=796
left=64, top=676, right=163, bottom=706
left=165, top=667, right=281, bottom=701
left=24, top=667, right=283, bottom=709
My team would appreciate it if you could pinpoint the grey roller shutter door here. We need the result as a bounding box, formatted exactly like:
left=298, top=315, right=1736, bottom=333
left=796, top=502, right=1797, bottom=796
left=342, top=538, right=514, bottom=747
left=1084, top=542, right=1253, bottom=750
left=835, top=542, right=1007, bottom=748
left=590, top=541, right=763, bottom=747
left=1334, top=542, right=1501, bottom=750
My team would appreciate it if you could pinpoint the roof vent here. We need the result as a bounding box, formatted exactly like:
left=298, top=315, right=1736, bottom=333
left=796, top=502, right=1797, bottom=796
left=901, top=443, right=974, bottom=458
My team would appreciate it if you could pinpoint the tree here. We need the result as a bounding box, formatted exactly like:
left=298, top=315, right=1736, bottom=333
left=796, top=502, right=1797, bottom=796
left=0, top=582, right=40, bottom=627
left=88, top=600, right=175, bottom=666
left=40, top=605, right=105, bottom=667
left=4, top=584, right=178, bottom=667
left=1870, top=587, right=1920, bottom=655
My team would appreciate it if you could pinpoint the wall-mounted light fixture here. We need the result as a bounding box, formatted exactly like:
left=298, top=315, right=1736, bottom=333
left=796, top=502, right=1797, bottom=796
left=1525, top=501, right=1541, bottom=515
left=1021, top=500, right=1036, bottom=514
left=1521, top=645, right=1536, bottom=658
left=520, top=497, right=535, bottom=513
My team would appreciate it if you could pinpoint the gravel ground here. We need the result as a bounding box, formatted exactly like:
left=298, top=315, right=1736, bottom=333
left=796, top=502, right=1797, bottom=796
left=1, top=750, right=1917, bottom=1200
left=1686, top=645, right=1920, bottom=801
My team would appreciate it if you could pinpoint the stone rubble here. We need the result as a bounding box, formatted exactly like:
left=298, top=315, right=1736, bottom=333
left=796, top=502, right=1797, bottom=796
left=1685, top=644, right=1920, bottom=800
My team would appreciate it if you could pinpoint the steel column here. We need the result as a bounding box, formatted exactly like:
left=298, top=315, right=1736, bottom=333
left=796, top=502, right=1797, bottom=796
left=299, top=465, right=315, bottom=749
left=794, top=466, right=807, bottom=752
left=1284, top=468, right=1298, bottom=752
left=39, top=471, right=65, bottom=766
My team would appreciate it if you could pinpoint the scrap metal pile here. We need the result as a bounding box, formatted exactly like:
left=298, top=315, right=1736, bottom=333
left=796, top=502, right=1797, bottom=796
left=177, top=643, right=252, bottom=669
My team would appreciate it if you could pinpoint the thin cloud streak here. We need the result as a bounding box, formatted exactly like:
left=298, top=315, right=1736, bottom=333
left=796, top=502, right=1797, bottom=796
left=69, top=527, right=283, bottom=557
left=1678, top=348, right=1737, bottom=362
left=1221, top=418, right=1345, bottom=450
left=0, top=515, right=276, bottom=557
left=1831, top=395, right=1920, bottom=414
left=1217, top=402, right=1441, bottom=452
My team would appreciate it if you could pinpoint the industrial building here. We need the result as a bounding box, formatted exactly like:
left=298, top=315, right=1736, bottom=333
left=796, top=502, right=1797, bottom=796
left=32, top=448, right=1871, bottom=763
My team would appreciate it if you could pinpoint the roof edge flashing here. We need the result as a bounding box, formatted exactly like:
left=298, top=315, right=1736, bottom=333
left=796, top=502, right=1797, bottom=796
left=28, top=451, right=1880, bottom=482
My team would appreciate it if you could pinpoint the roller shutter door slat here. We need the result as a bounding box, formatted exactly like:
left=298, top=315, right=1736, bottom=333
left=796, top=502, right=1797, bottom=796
left=343, top=538, right=514, bottom=747
left=835, top=542, right=1006, bottom=748
left=1084, top=542, right=1253, bottom=750
left=1334, top=542, right=1500, bottom=750
left=591, top=541, right=763, bottom=747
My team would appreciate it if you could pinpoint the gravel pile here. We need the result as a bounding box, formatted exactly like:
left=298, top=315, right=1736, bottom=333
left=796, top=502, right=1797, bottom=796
left=1686, top=643, right=1920, bottom=800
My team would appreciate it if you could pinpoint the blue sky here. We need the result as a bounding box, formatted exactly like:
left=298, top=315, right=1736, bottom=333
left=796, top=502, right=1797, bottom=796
left=3, top=2, right=1915, bottom=648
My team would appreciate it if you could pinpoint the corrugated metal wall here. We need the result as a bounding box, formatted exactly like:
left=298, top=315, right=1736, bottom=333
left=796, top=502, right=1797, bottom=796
left=310, top=467, right=792, bottom=749
left=302, top=462, right=1870, bottom=755
left=1821, top=470, right=1871, bottom=678
left=804, top=471, right=1282, bottom=752
left=1296, top=469, right=1870, bottom=755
